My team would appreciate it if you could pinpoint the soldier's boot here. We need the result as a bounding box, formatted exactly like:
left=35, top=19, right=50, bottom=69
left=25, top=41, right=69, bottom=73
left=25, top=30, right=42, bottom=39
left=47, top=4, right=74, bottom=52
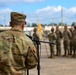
left=58, top=49, right=61, bottom=56
left=55, top=50, right=58, bottom=56
left=63, top=50, right=66, bottom=56
left=72, top=49, right=75, bottom=58
left=69, top=48, right=72, bottom=55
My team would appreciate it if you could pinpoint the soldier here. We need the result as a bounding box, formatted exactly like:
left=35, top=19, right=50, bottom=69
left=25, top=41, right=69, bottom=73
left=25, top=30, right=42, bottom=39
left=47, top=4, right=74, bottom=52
left=32, top=28, right=40, bottom=48
left=55, top=25, right=63, bottom=56
left=63, top=25, right=72, bottom=56
left=72, top=25, right=76, bottom=57
left=47, top=28, right=56, bottom=58
left=0, top=12, right=38, bottom=75
left=69, top=27, right=73, bottom=55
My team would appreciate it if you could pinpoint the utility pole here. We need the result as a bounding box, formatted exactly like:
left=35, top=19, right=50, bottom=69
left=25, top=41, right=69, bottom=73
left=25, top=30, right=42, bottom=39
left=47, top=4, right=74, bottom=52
left=61, top=7, right=63, bottom=26
left=52, top=18, right=54, bottom=28
left=4, top=15, right=6, bottom=27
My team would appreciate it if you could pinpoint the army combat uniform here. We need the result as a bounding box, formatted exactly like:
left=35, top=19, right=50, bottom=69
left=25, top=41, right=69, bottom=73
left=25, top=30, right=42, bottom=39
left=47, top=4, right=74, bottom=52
left=0, top=28, right=38, bottom=75
left=33, top=32, right=40, bottom=48
left=0, top=12, right=38, bottom=75
left=55, top=29, right=63, bottom=56
left=63, top=30, right=72, bottom=56
left=47, top=30, right=56, bottom=58
left=69, top=28, right=73, bottom=55
left=72, top=29, right=76, bottom=57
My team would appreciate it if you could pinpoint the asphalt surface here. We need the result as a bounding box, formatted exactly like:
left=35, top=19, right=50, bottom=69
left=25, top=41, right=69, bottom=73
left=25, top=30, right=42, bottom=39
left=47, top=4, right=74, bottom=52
left=28, top=40, right=76, bottom=75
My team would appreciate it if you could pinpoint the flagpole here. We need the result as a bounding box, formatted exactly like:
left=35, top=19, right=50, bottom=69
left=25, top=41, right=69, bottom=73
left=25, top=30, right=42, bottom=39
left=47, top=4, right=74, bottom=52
left=37, top=20, right=49, bottom=57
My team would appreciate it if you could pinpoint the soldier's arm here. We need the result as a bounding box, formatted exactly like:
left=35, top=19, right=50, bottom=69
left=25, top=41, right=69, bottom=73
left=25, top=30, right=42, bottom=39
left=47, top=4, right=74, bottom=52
left=60, top=31, right=63, bottom=39
left=24, top=37, right=38, bottom=69
left=53, top=33, right=57, bottom=40
left=68, top=31, right=72, bottom=39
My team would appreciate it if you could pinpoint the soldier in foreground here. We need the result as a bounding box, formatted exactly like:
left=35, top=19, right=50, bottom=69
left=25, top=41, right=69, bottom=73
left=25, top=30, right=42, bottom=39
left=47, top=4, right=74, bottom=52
left=47, top=28, right=56, bottom=58
left=0, top=12, right=38, bottom=75
left=55, top=25, right=63, bottom=56
left=63, top=25, right=72, bottom=56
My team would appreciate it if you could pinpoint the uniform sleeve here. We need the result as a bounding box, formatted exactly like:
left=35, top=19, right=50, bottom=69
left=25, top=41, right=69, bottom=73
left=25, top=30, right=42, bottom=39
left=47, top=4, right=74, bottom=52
left=47, top=34, right=49, bottom=38
left=68, top=31, right=72, bottom=39
left=53, top=33, right=57, bottom=40
left=0, top=36, right=9, bottom=69
left=60, top=31, right=63, bottom=39
left=25, top=38, right=38, bottom=69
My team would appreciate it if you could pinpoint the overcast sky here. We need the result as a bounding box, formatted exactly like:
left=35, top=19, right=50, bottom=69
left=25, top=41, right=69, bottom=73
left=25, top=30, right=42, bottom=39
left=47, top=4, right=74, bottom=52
left=0, top=0, right=76, bottom=26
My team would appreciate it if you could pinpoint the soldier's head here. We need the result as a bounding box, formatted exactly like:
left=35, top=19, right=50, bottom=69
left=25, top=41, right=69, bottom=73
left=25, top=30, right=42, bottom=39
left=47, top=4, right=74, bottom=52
left=64, top=25, right=68, bottom=30
left=51, top=28, right=54, bottom=32
left=33, top=28, right=37, bottom=33
left=10, top=12, right=26, bottom=31
left=69, top=27, right=72, bottom=31
left=56, top=25, right=59, bottom=30
left=74, top=25, right=76, bottom=30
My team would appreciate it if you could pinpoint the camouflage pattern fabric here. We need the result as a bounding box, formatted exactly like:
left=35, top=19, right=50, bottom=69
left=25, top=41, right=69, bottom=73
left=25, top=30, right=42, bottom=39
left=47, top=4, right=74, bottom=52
left=69, top=29, right=73, bottom=55
left=63, top=30, right=72, bottom=56
left=55, top=30, right=63, bottom=56
left=33, top=33, right=40, bottom=48
left=0, top=28, right=38, bottom=75
left=47, top=32, right=56, bottom=58
left=11, top=12, right=26, bottom=25
left=72, top=29, right=76, bottom=57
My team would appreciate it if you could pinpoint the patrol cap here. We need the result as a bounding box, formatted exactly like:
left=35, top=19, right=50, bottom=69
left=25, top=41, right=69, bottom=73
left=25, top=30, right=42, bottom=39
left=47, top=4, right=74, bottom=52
left=51, top=28, right=54, bottom=31
left=11, top=12, right=26, bottom=25
left=56, top=25, right=59, bottom=26
left=73, top=22, right=76, bottom=29
left=33, top=28, right=37, bottom=31
left=64, top=25, right=67, bottom=27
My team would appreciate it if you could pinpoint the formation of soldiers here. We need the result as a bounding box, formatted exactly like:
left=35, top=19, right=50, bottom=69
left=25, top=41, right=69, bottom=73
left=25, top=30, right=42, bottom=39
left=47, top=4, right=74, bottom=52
left=47, top=25, right=76, bottom=58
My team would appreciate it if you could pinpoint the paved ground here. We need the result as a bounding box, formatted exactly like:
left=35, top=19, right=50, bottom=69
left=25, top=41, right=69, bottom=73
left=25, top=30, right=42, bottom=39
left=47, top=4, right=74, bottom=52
left=28, top=40, right=76, bottom=75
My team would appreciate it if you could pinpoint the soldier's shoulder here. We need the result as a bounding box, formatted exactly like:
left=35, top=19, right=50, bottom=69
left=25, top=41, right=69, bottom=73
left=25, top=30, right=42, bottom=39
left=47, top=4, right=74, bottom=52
left=25, top=35, right=35, bottom=46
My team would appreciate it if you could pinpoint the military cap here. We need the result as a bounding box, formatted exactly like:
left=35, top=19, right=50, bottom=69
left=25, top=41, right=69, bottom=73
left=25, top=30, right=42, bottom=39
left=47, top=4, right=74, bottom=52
left=64, top=25, right=67, bottom=27
left=33, top=28, right=37, bottom=31
left=73, top=22, right=76, bottom=29
left=11, top=12, right=26, bottom=25
left=56, top=25, right=59, bottom=27
left=51, top=28, right=54, bottom=30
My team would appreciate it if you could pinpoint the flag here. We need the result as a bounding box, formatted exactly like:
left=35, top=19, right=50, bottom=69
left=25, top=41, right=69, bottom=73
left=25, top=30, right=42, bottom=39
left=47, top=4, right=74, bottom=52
left=37, top=21, right=44, bottom=40
left=37, top=21, right=44, bottom=35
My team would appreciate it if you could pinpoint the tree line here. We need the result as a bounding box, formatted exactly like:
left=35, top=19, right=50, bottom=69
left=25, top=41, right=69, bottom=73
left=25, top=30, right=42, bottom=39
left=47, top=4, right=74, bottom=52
left=0, top=22, right=76, bottom=27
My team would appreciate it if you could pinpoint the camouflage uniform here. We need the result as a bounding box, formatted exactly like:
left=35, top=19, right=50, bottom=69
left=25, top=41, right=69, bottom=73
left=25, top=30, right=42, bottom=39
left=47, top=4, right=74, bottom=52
left=72, top=26, right=76, bottom=57
left=63, top=26, right=72, bottom=56
left=47, top=28, right=56, bottom=58
left=0, top=12, right=38, bottom=75
left=33, top=28, right=40, bottom=48
left=55, top=26, right=63, bottom=56
left=69, top=28, right=73, bottom=55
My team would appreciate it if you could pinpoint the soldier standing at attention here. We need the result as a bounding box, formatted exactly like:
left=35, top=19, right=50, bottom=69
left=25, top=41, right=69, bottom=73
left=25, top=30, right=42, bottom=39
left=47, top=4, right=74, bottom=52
left=69, top=27, right=73, bottom=55
left=72, top=25, right=76, bottom=57
left=0, top=12, right=38, bottom=75
left=47, top=28, right=56, bottom=58
left=32, top=28, right=40, bottom=48
left=55, top=25, right=63, bottom=56
left=63, top=25, right=72, bottom=56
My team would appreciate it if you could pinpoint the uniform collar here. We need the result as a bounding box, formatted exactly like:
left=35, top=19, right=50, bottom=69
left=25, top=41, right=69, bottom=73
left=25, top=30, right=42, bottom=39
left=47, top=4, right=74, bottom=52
left=11, top=28, right=23, bottom=32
